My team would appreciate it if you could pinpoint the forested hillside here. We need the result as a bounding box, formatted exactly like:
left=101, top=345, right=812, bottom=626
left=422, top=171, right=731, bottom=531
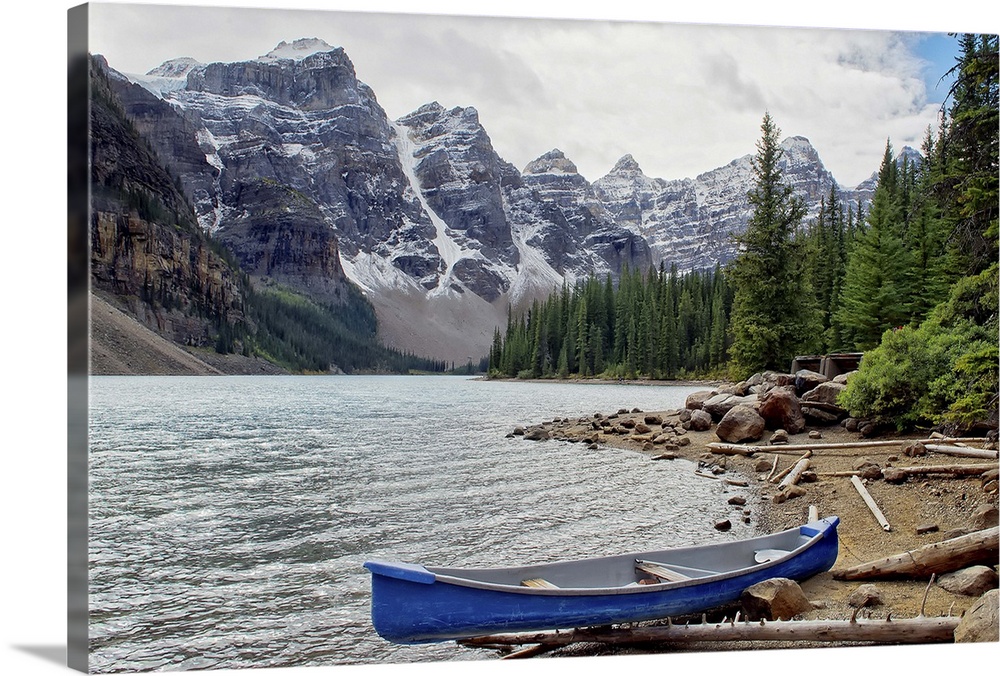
left=490, top=33, right=998, bottom=432
left=88, top=55, right=449, bottom=375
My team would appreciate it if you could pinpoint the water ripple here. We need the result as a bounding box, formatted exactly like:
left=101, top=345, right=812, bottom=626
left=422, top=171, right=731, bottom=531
left=88, top=376, right=755, bottom=671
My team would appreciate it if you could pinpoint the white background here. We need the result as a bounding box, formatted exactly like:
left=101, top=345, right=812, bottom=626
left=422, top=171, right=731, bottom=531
left=2, top=1, right=998, bottom=676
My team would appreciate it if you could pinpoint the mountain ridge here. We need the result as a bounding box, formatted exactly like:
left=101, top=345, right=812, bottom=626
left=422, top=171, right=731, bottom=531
left=96, top=40, right=910, bottom=364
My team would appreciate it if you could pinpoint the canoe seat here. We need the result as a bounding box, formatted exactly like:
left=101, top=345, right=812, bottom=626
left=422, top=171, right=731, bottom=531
left=521, top=578, right=559, bottom=589
left=634, top=559, right=691, bottom=582
left=753, top=549, right=790, bottom=563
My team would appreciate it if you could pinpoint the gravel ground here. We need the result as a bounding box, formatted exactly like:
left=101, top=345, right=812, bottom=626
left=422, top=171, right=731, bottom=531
left=495, top=401, right=999, bottom=659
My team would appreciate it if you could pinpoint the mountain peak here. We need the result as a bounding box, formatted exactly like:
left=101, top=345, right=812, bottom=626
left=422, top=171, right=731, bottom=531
left=146, top=57, right=202, bottom=78
left=610, top=154, right=643, bottom=175
left=258, top=38, right=338, bottom=62
left=524, top=149, right=578, bottom=176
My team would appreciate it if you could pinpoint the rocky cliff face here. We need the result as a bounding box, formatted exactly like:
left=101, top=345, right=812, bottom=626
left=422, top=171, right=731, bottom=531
left=89, top=56, right=247, bottom=348
left=108, top=38, right=893, bottom=362
left=594, top=136, right=843, bottom=271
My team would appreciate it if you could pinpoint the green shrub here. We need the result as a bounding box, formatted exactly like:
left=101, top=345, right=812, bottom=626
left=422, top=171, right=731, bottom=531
left=838, top=264, right=998, bottom=430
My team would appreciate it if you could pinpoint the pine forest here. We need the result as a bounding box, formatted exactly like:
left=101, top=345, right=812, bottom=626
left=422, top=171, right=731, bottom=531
left=489, top=33, right=998, bottom=432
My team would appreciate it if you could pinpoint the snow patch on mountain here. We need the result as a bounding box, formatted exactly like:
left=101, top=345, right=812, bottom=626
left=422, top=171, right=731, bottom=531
left=258, top=38, right=338, bottom=62
left=392, top=121, right=471, bottom=298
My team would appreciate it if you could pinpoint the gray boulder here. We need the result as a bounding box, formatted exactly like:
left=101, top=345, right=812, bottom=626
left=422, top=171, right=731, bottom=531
left=523, top=426, right=550, bottom=441
left=847, top=583, right=883, bottom=608
left=794, top=369, right=829, bottom=395
left=832, top=370, right=857, bottom=384
left=685, top=390, right=717, bottom=410
left=938, top=566, right=999, bottom=596
left=703, top=393, right=757, bottom=421
left=801, top=381, right=847, bottom=406
left=801, top=406, right=845, bottom=424
left=716, top=404, right=766, bottom=443
left=973, top=504, right=999, bottom=530
left=758, top=387, right=806, bottom=434
left=688, top=408, right=713, bottom=432
left=954, top=589, right=999, bottom=643
left=740, top=578, right=814, bottom=620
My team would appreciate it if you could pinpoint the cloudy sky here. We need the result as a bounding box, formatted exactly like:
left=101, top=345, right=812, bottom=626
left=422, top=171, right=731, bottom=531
left=85, top=1, right=992, bottom=187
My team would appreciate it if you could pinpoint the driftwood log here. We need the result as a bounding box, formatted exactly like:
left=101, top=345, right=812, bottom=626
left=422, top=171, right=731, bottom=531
left=708, top=444, right=757, bottom=457
left=766, top=454, right=780, bottom=481
left=850, top=475, right=892, bottom=531
left=459, top=614, right=961, bottom=649
left=833, top=526, right=999, bottom=580
left=771, top=451, right=812, bottom=484
left=922, top=444, right=999, bottom=460
left=708, top=438, right=995, bottom=455
left=883, top=463, right=998, bottom=480
left=778, top=456, right=812, bottom=489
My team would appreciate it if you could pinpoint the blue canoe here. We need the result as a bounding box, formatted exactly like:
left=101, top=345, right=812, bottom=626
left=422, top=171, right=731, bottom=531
left=364, top=516, right=839, bottom=644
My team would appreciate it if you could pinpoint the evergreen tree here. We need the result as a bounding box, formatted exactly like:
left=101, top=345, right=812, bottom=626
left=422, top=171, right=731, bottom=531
left=902, top=128, right=954, bottom=321
left=727, top=113, right=820, bottom=377
left=835, top=141, right=913, bottom=350
left=936, top=33, right=999, bottom=275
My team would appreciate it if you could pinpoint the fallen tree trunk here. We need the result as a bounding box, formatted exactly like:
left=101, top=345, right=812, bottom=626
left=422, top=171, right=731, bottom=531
left=459, top=615, right=960, bottom=648
left=771, top=451, right=812, bottom=485
left=765, top=454, right=780, bottom=481
left=833, top=526, right=999, bottom=580
left=707, top=438, right=995, bottom=454
left=883, top=463, right=998, bottom=481
left=922, top=444, right=999, bottom=460
left=851, top=475, right=892, bottom=532
left=708, top=444, right=757, bottom=456
left=779, top=457, right=812, bottom=489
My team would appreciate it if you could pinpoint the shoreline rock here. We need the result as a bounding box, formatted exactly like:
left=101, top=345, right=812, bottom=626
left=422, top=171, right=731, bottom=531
left=509, top=373, right=999, bottom=639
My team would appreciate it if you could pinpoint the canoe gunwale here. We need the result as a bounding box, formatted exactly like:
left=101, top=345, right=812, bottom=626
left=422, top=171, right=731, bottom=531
left=416, top=517, right=838, bottom=597
left=364, top=517, right=840, bottom=644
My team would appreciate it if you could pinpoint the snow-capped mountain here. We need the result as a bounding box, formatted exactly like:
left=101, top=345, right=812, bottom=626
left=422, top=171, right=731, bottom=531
left=98, top=38, right=889, bottom=363
left=594, top=136, right=845, bottom=271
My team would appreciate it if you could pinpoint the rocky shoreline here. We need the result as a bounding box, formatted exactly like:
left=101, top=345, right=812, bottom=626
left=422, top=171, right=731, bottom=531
left=505, top=368, right=999, bottom=652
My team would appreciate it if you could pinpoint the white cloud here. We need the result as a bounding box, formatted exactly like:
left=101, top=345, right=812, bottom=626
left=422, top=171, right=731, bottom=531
left=86, top=1, right=989, bottom=188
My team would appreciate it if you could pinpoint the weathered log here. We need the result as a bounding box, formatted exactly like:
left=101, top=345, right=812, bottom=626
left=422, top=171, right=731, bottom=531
left=459, top=614, right=960, bottom=648
left=850, top=475, right=891, bottom=532
left=887, top=463, right=997, bottom=477
left=929, top=433, right=995, bottom=444
left=778, top=457, right=812, bottom=489
left=708, top=444, right=757, bottom=456
left=833, top=526, right=999, bottom=580
left=766, top=454, right=780, bottom=482
left=922, top=444, right=999, bottom=460
left=796, top=400, right=849, bottom=414
left=771, top=451, right=812, bottom=484
left=500, top=643, right=559, bottom=659
left=708, top=439, right=994, bottom=454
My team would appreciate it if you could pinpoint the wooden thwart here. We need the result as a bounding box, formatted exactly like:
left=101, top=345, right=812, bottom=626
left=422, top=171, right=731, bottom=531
left=521, top=578, right=559, bottom=589
left=634, top=559, right=691, bottom=582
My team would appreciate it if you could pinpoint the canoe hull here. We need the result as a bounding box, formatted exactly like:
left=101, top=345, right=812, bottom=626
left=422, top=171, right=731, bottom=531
left=365, top=517, right=839, bottom=644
